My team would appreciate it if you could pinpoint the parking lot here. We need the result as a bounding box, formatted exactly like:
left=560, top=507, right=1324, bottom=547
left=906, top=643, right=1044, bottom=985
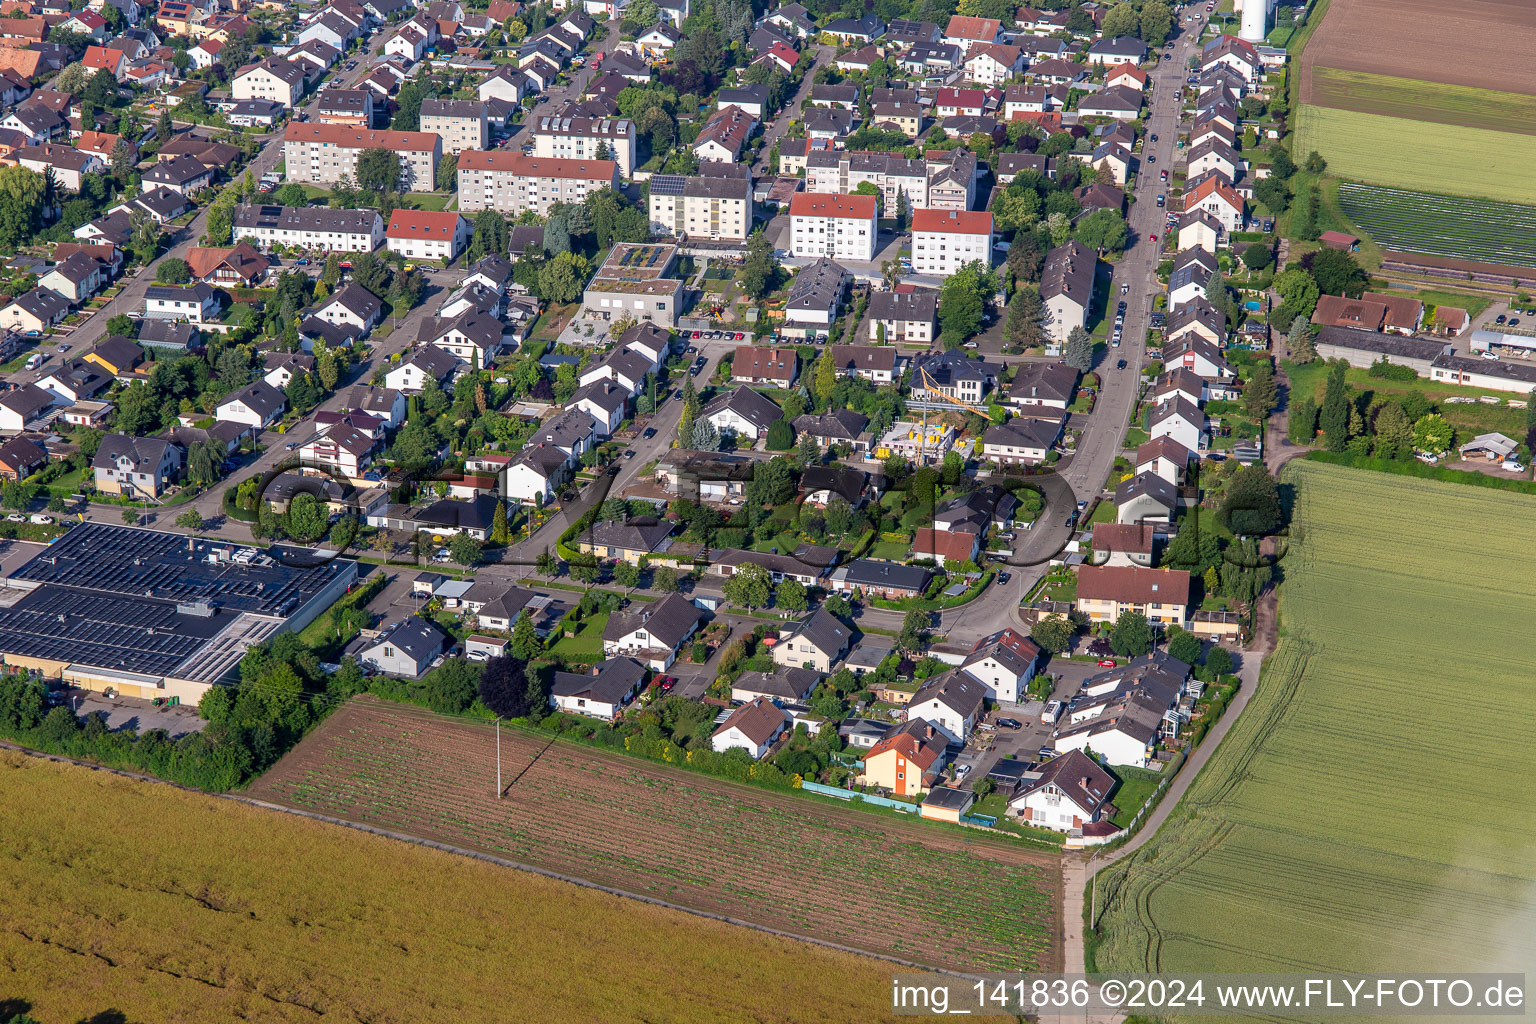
left=67, top=689, right=206, bottom=739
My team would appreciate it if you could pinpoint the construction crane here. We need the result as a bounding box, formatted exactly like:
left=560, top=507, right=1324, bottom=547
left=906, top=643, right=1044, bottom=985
left=914, top=364, right=999, bottom=465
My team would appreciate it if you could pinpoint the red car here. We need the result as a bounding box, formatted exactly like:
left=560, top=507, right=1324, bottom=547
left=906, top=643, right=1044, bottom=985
left=690, top=331, right=702, bottom=339
left=1149, top=233, right=1158, bottom=242
left=1097, top=659, right=1117, bottom=667
left=734, top=332, right=745, bottom=340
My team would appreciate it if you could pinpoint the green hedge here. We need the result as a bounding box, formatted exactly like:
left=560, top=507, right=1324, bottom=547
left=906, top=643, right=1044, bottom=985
left=870, top=569, right=997, bottom=611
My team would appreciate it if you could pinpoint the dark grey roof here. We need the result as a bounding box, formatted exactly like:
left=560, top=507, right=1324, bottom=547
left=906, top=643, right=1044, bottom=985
left=914, top=349, right=1000, bottom=389
left=840, top=558, right=930, bottom=591
left=144, top=282, right=216, bottom=305
left=46, top=251, right=102, bottom=285
left=794, top=410, right=867, bottom=441
left=867, top=289, right=936, bottom=322
left=145, top=154, right=211, bottom=186
left=367, top=615, right=449, bottom=662
left=1313, top=325, right=1450, bottom=363
left=810, top=83, right=859, bottom=104
left=983, top=415, right=1062, bottom=451
left=589, top=516, right=673, bottom=554
left=1115, top=471, right=1179, bottom=510
left=778, top=606, right=851, bottom=658
left=321, top=282, right=381, bottom=322
left=785, top=257, right=847, bottom=315
left=1018, top=749, right=1114, bottom=812
left=1008, top=361, right=1078, bottom=403
left=701, top=386, right=783, bottom=432
left=299, top=315, right=362, bottom=349
left=318, top=88, right=371, bottom=114
left=733, top=667, right=820, bottom=701
left=717, top=84, right=769, bottom=107
left=803, top=106, right=857, bottom=134
left=421, top=97, right=486, bottom=118
left=92, top=433, right=176, bottom=474
left=798, top=462, right=868, bottom=502
left=534, top=406, right=596, bottom=449
left=221, top=380, right=286, bottom=419
left=0, top=436, right=45, bottom=471
left=466, top=253, right=515, bottom=288
left=571, top=378, right=629, bottom=416
left=1432, top=352, right=1536, bottom=386
left=416, top=494, right=499, bottom=533
left=0, top=384, right=52, bottom=422
left=602, top=591, right=702, bottom=650
left=911, top=669, right=986, bottom=718
left=830, top=343, right=896, bottom=374
left=233, top=204, right=380, bottom=236
left=552, top=657, right=647, bottom=704
left=87, top=335, right=145, bottom=372
left=1088, top=34, right=1147, bottom=56
left=1040, top=239, right=1095, bottom=305
left=10, top=286, right=69, bottom=322
left=137, top=320, right=199, bottom=349
left=403, top=344, right=460, bottom=380
left=132, top=186, right=191, bottom=220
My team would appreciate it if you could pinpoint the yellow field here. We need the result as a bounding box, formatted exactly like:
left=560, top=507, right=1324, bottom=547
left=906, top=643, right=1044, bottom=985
left=1293, top=106, right=1536, bottom=204
left=0, top=751, right=926, bottom=1024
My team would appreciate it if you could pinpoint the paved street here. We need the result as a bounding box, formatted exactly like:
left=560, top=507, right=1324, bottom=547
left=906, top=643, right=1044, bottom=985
left=753, top=45, right=834, bottom=176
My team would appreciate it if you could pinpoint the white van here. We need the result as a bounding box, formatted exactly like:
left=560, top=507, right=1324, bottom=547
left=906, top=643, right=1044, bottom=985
left=1041, top=700, right=1063, bottom=725
left=24, top=353, right=42, bottom=370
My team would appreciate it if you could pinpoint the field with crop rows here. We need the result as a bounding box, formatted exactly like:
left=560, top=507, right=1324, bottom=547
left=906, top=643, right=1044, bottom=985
left=1336, top=182, right=1536, bottom=266
left=1293, top=107, right=1536, bottom=205
left=0, top=750, right=917, bottom=1024
left=1092, top=462, right=1536, bottom=986
left=248, top=697, right=1061, bottom=973
left=1306, top=68, right=1536, bottom=136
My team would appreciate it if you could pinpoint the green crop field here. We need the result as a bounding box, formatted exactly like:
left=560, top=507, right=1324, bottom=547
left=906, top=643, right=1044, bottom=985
left=1092, top=462, right=1536, bottom=983
left=1294, top=106, right=1536, bottom=205
left=1336, top=182, right=1536, bottom=266
left=1307, top=67, right=1536, bottom=137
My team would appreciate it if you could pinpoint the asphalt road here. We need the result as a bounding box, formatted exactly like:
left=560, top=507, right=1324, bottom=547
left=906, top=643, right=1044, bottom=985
left=754, top=45, right=834, bottom=176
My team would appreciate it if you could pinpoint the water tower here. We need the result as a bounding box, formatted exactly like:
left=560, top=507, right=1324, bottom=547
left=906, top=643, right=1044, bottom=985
left=1238, top=0, right=1274, bottom=42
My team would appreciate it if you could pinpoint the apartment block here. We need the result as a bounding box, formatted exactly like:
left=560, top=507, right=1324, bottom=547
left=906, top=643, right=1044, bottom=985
left=282, top=123, right=441, bottom=192
left=806, top=150, right=927, bottom=212
left=910, top=208, right=993, bottom=276
left=232, top=205, right=385, bottom=253
left=532, top=115, right=636, bottom=177
left=419, top=98, right=489, bottom=155
left=455, top=151, right=619, bottom=216
left=646, top=174, right=753, bottom=242
left=788, top=192, right=877, bottom=263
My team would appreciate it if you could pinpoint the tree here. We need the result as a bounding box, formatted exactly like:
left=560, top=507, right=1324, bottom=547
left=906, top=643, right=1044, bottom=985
left=1308, top=248, right=1368, bottom=298
left=653, top=566, right=679, bottom=592
left=1320, top=360, right=1351, bottom=452
left=204, top=200, right=233, bottom=247
left=1220, top=465, right=1282, bottom=536
left=1109, top=610, right=1153, bottom=658
left=1005, top=286, right=1044, bottom=349
left=764, top=417, right=794, bottom=450
left=1073, top=208, right=1129, bottom=254
left=1166, top=627, right=1203, bottom=666
left=155, top=257, right=190, bottom=284
left=1371, top=401, right=1412, bottom=459
left=1274, top=268, right=1321, bottom=320
left=479, top=655, right=537, bottom=719
left=722, top=561, right=772, bottom=608
left=1304, top=151, right=1327, bottom=175
left=1241, top=242, right=1274, bottom=272
left=796, top=433, right=819, bottom=468
left=741, top=229, right=777, bottom=300
left=542, top=215, right=571, bottom=256
left=1289, top=315, right=1317, bottom=362
left=0, top=165, right=46, bottom=248
left=613, top=560, right=640, bottom=588
left=1030, top=613, right=1076, bottom=655
left=1140, top=0, right=1173, bottom=44
left=538, top=251, right=586, bottom=303
left=898, top=609, right=928, bottom=652
left=509, top=609, right=542, bottom=660
left=1206, top=646, right=1234, bottom=675
left=285, top=493, right=328, bottom=542
left=938, top=260, right=991, bottom=347
left=689, top=417, right=721, bottom=451
left=1102, top=2, right=1138, bottom=38
left=470, top=210, right=511, bottom=260
left=1288, top=396, right=1317, bottom=445
left=186, top=440, right=224, bottom=487
left=489, top=499, right=510, bottom=545
left=1063, top=326, right=1093, bottom=373
left=812, top=350, right=835, bottom=406
left=105, top=313, right=134, bottom=336
left=355, top=148, right=403, bottom=193
left=1412, top=413, right=1454, bottom=454
left=776, top=579, right=807, bottom=612
left=175, top=509, right=204, bottom=531
left=421, top=657, right=480, bottom=714
left=1243, top=360, right=1277, bottom=419
left=435, top=153, right=458, bottom=192
left=535, top=548, right=558, bottom=577
left=156, top=107, right=172, bottom=142
left=449, top=533, right=483, bottom=566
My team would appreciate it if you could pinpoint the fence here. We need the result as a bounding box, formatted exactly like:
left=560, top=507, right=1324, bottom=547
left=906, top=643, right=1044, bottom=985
left=799, top=780, right=915, bottom=813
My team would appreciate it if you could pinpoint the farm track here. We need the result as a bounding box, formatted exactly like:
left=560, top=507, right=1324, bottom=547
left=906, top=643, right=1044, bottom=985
left=247, top=697, right=1063, bottom=975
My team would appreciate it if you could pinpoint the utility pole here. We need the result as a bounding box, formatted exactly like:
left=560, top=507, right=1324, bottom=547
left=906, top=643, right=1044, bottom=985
left=495, top=716, right=502, bottom=798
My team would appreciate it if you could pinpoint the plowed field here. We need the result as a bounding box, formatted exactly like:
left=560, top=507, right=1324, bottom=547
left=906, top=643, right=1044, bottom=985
left=248, top=696, right=1062, bottom=973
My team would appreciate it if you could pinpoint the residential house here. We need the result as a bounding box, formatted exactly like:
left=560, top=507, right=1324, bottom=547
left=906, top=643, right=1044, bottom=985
left=700, top=385, right=783, bottom=441
left=1040, top=239, right=1095, bottom=342
left=83, top=335, right=145, bottom=378
left=1075, top=564, right=1192, bottom=627
left=906, top=671, right=986, bottom=744
left=826, top=558, right=930, bottom=599
left=232, top=58, right=306, bottom=108
left=385, top=209, right=470, bottom=262
left=216, top=380, right=286, bottom=430
left=860, top=719, right=948, bottom=796
left=730, top=667, right=820, bottom=706
left=141, top=154, right=214, bottom=195
left=964, top=43, right=1024, bottom=86
left=864, top=291, right=937, bottom=349
left=793, top=409, right=868, bottom=450
left=1183, top=176, right=1244, bottom=232
left=1086, top=34, right=1147, bottom=65
left=1009, top=749, right=1115, bottom=832
left=1092, top=522, right=1160, bottom=567
left=1135, top=436, right=1193, bottom=487
left=911, top=526, right=978, bottom=565
left=143, top=282, right=217, bottom=323
left=358, top=616, right=450, bottom=679
left=0, top=288, right=70, bottom=334
left=771, top=607, right=852, bottom=673
left=578, top=517, right=674, bottom=565
left=646, top=174, right=754, bottom=242
left=731, top=346, right=798, bottom=388
left=92, top=433, right=181, bottom=497
left=1114, top=471, right=1179, bottom=524
left=0, top=436, right=45, bottom=480
left=959, top=627, right=1039, bottom=704
left=1146, top=395, right=1206, bottom=452
left=602, top=591, right=704, bottom=671
left=911, top=349, right=999, bottom=406
left=980, top=413, right=1064, bottom=465
left=550, top=657, right=647, bottom=720
left=39, top=252, right=106, bottom=303
left=691, top=104, right=756, bottom=163
left=711, top=698, right=791, bottom=758
left=942, top=14, right=1001, bottom=54
left=1007, top=361, right=1078, bottom=411
left=232, top=205, right=385, bottom=252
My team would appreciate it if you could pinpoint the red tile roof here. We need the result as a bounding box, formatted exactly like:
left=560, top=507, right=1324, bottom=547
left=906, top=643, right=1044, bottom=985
left=455, top=150, right=618, bottom=180
left=944, top=14, right=1001, bottom=40
left=788, top=192, right=876, bottom=220
left=281, top=122, right=440, bottom=153
left=1076, top=565, right=1192, bottom=606
left=386, top=209, right=465, bottom=238
left=911, top=208, right=993, bottom=235
left=911, top=527, right=978, bottom=563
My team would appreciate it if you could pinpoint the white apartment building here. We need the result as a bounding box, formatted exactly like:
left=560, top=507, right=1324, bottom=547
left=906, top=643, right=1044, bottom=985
left=232, top=205, right=385, bottom=253
left=419, top=98, right=489, bottom=155
left=788, top=192, right=878, bottom=263
left=910, top=208, right=993, bottom=276
left=282, top=123, right=442, bottom=192
left=455, top=151, right=620, bottom=216
left=646, top=174, right=753, bottom=242
left=532, top=115, right=637, bottom=177
left=232, top=58, right=306, bottom=108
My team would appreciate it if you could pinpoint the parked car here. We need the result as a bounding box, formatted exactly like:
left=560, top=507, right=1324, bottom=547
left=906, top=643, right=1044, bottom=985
left=1097, top=659, right=1117, bottom=668
left=5, top=514, right=24, bottom=522
left=28, top=514, right=51, bottom=525
left=673, top=389, right=683, bottom=400
left=955, top=764, right=972, bottom=780
left=1146, top=153, right=1155, bottom=163
left=623, top=450, right=635, bottom=459
left=1504, top=461, right=1526, bottom=473
left=1150, top=133, right=1158, bottom=142
left=995, top=717, right=1021, bottom=730
left=1117, top=359, right=1127, bottom=369
left=1511, top=318, right=1522, bottom=327
left=997, top=571, right=1010, bottom=584
left=642, top=427, right=656, bottom=439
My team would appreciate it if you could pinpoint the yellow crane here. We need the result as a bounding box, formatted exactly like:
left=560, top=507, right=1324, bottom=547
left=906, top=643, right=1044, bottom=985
left=913, top=364, right=1000, bottom=464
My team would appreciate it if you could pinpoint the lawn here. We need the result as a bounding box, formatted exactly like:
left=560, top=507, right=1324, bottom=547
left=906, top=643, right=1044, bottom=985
left=1088, top=501, right=1117, bottom=526
left=1093, top=461, right=1536, bottom=977
left=548, top=611, right=608, bottom=661
left=1293, top=105, right=1536, bottom=204
left=1107, top=766, right=1162, bottom=828
left=0, top=751, right=916, bottom=1024
left=1283, top=359, right=1528, bottom=438
left=868, top=537, right=912, bottom=560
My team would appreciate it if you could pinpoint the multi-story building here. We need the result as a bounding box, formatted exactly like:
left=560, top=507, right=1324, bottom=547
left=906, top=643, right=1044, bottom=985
left=456, top=151, right=619, bottom=216
left=788, top=192, right=877, bottom=263
left=1040, top=239, right=1096, bottom=342
left=385, top=210, right=471, bottom=262
left=925, top=148, right=976, bottom=210
left=532, top=114, right=636, bottom=177
left=865, top=290, right=936, bottom=345
left=910, top=208, right=993, bottom=276
left=646, top=174, right=753, bottom=242
left=232, top=58, right=306, bottom=108
left=316, top=88, right=375, bottom=127
left=806, top=150, right=927, bottom=211
left=232, top=205, right=385, bottom=253
left=282, top=123, right=441, bottom=193
left=419, top=98, right=489, bottom=155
